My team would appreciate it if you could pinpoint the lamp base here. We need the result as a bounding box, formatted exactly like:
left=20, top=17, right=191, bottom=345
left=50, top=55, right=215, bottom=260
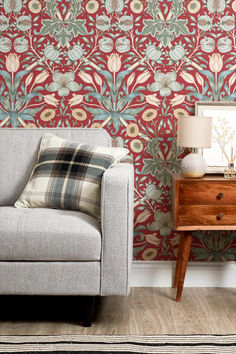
left=181, top=152, right=207, bottom=178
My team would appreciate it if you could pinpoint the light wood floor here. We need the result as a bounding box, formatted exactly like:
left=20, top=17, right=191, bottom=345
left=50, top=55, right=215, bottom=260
left=0, top=288, right=235, bottom=335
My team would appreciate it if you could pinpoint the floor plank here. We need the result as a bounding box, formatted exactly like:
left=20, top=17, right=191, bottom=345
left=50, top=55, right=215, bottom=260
left=0, top=288, right=235, bottom=335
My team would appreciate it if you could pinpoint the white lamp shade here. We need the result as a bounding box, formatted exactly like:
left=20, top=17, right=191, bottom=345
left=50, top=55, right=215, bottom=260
left=177, top=116, right=212, bottom=148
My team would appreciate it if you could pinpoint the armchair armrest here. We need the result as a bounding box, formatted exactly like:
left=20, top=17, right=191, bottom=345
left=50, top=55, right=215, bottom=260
left=100, top=163, right=134, bottom=296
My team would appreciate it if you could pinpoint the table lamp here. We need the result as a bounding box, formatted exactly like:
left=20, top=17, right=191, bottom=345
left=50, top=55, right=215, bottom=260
left=177, top=116, right=212, bottom=178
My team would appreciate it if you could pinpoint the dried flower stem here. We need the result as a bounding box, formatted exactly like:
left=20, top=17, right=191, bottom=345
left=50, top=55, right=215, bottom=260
left=220, top=145, right=231, bottom=163
left=213, top=117, right=235, bottom=165
left=232, top=151, right=236, bottom=163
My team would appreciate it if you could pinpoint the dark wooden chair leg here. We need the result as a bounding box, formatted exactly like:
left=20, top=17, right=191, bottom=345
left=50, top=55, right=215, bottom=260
left=176, top=232, right=192, bottom=302
left=173, top=231, right=185, bottom=289
left=82, top=296, right=95, bottom=327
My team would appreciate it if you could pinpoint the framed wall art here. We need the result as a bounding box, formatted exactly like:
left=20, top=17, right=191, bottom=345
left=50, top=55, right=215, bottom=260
left=195, top=101, right=236, bottom=173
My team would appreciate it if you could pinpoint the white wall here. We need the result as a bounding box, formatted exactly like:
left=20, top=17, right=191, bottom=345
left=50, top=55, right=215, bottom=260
left=131, top=261, right=236, bottom=287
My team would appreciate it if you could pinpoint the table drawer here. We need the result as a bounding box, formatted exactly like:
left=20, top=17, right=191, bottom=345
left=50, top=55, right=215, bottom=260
left=179, top=205, right=236, bottom=226
left=179, top=182, right=236, bottom=205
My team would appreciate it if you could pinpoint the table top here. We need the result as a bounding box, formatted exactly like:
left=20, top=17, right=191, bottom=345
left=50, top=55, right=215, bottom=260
left=172, top=174, right=236, bottom=182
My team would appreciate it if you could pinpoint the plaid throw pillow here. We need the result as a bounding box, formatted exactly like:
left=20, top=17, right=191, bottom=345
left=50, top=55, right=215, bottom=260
left=15, top=134, right=128, bottom=219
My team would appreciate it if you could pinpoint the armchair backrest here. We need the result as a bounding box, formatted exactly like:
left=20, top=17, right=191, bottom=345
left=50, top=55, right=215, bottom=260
left=0, top=128, right=111, bottom=206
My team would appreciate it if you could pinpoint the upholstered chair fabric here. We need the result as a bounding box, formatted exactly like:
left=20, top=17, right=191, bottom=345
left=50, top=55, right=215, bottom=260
left=0, top=128, right=134, bottom=300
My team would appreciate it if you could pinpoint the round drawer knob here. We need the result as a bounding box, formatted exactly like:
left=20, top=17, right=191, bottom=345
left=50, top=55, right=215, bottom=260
left=217, top=193, right=224, bottom=199
left=217, top=212, right=224, bottom=220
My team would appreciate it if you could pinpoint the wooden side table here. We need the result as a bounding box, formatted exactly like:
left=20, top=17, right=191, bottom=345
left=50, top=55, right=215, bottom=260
left=172, top=174, right=236, bottom=302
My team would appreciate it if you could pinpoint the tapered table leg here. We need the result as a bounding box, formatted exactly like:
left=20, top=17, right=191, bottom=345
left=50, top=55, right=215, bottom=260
left=173, top=231, right=185, bottom=289
left=176, top=232, right=192, bottom=302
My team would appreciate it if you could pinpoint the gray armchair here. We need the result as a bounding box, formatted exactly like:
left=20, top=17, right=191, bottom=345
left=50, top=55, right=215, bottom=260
left=0, top=128, right=134, bottom=326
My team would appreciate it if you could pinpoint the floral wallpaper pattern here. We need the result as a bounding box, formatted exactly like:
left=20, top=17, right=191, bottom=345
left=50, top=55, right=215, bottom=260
left=0, top=0, right=236, bottom=261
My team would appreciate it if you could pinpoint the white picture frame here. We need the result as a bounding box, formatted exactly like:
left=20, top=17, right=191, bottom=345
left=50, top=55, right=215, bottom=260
left=195, top=101, right=236, bottom=174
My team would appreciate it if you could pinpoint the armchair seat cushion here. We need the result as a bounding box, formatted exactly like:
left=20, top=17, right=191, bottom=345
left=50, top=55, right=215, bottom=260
left=0, top=207, right=101, bottom=261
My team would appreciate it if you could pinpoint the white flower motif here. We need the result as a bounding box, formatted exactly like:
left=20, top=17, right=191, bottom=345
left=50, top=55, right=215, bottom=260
left=149, top=72, right=182, bottom=97
left=148, top=211, right=172, bottom=236
left=47, top=72, right=80, bottom=97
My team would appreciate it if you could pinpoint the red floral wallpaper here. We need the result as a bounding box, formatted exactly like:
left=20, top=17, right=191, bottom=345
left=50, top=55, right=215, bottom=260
left=1, top=0, right=236, bottom=260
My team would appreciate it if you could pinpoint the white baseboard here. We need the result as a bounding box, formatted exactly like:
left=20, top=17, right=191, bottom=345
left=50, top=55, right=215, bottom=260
left=131, top=261, right=236, bottom=287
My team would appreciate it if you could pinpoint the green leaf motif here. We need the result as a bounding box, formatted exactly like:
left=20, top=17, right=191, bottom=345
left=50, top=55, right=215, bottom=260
left=190, top=248, right=212, bottom=261
left=171, top=0, right=184, bottom=18
left=156, top=28, right=174, bottom=47
left=45, top=0, right=58, bottom=18
left=124, top=107, right=145, bottom=115
left=142, top=158, right=159, bottom=177
left=70, top=0, right=81, bottom=16
left=0, top=96, right=10, bottom=111
left=54, top=29, right=73, bottom=47
left=67, top=20, right=87, bottom=36
left=147, top=0, right=161, bottom=19
left=143, top=1, right=190, bottom=46
left=169, top=19, right=190, bottom=37
left=0, top=111, right=8, bottom=120
left=40, top=2, right=87, bottom=47
left=83, top=107, right=106, bottom=115
left=142, top=20, right=162, bottom=36
left=40, top=20, right=60, bottom=36
left=0, top=70, right=11, bottom=88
